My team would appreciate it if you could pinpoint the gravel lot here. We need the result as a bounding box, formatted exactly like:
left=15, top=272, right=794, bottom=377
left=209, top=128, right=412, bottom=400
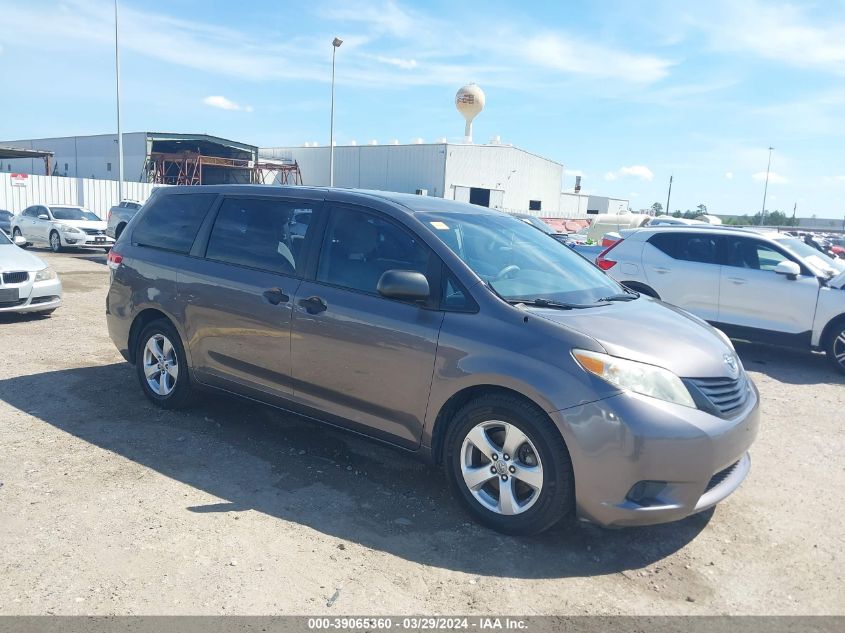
left=0, top=248, right=842, bottom=616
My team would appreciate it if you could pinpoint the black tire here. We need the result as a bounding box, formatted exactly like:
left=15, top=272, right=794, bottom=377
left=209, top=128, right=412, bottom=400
left=824, top=319, right=845, bottom=375
left=103, top=247, right=111, bottom=253
left=115, top=223, right=126, bottom=240
left=135, top=319, right=196, bottom=409
left=12, top=228, right=28, bottom=248
left=443, top=393, right=575, bottom=535
left=49, top=230, right=63, bottom=253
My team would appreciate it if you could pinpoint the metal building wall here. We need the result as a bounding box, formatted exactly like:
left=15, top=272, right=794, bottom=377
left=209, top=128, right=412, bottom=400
left=0, top=173, right=160, bottom=218
left=260, top=144, right=448, bottom=196
left=443, top=145, right=562, bottom=214
left=0, top=133, right=148, bottom=181
left=558, top=192, right=590, bottom=218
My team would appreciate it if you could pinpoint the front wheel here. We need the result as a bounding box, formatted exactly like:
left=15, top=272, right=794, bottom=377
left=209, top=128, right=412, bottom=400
left=444, top=393, right=575, bottom=535
left=49, top=231, right=63, bottom=253
left=825, top=321, right=845, bottom=375
left=135, top=319, right=196, bottom=409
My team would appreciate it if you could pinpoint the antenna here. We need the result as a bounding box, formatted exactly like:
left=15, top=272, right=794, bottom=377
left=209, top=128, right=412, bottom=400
left=455, top=83, right=486, bottom=143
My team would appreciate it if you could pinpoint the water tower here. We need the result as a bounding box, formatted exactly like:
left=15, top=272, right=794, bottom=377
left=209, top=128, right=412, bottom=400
left=455, top=83, right=485, bottom=143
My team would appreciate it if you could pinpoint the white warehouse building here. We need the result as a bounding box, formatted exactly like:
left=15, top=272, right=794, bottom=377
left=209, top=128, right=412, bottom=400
left=260, top=142, right=564, bottom=215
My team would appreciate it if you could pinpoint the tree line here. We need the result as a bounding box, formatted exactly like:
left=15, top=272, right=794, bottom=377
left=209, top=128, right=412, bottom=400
left=648, top=202, right=798, bottom=226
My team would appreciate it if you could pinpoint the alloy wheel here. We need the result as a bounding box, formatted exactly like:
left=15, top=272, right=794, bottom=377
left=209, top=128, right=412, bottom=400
left=459, top=420, right=544, bottom=515
left=50, top=232, right=60, bottom=252
left=834, top=330, right=845, bottom=369
left=142, top=333, right=179, bottom=396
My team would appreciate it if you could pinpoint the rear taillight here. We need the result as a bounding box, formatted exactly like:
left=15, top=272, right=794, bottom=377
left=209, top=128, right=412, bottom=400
left=107, top=250, right=123, bottom=271
left=596, top=239, right=624, bottom=271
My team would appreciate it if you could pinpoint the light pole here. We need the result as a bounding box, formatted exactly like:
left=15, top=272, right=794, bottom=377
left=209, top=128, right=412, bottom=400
left=760, top=146, right=774, bottom=225
left=114, top=0, right=124, bottom=204
left=329, top=37, right=343, bottom=187
left=665, top=174, right=673, bottom=217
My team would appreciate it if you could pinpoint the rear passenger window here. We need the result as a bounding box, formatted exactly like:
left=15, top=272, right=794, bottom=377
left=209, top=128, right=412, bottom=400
left=132, top=194, right=216, bottom=254
left=649, top=233, right=719, bottom=264
left=205, top=197, right=318, bottom=276
left=317, top=208, right=431, bottom=295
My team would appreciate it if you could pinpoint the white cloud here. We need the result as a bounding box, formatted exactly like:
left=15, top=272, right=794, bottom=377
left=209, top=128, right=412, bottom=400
left=604, top=165, right=655, bottom=182
left=522, top=34, right=672, bottom=83
left=698, top=1, right=845, bottom=75
left=373, top=55, right=418, bottom=70
left=752, top=171, right=788, bottom=184
left=202, top=95, right=252, bottom=112
left=725, top=171, right=734, bottom=179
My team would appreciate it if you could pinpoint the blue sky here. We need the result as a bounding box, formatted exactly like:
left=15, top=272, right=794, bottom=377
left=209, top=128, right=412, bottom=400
left=1, top=0, right=844, bottom=218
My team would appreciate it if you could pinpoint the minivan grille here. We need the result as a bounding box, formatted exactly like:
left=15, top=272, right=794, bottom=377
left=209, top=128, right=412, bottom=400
left=690, top=374, right=749, bottom=416
left=705, top=460, right=740, bottom=492
left=2, top=271, right=28, bottom=284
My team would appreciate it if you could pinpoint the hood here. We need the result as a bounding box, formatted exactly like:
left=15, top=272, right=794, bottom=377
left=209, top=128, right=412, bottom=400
left=0, top=244, right=49, bottom=272
left=526, top=297, right=736, bottom=379
left=56, top=220, right=106, bottom=230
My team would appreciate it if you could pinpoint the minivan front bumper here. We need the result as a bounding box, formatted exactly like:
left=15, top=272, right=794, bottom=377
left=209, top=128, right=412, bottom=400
left=550, top=378, right=759, bottom=527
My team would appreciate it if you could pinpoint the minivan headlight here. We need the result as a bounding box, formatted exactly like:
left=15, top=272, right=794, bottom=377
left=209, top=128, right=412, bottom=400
left=35, top=267, right=57, bottom=281
left=572, top=349, right=695, bottom=408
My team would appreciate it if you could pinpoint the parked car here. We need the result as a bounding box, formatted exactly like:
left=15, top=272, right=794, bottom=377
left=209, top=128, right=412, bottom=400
left=12, top=204, right=114, bottom=252
left=107, top=186, right=758, bottom=535
left=0, top=209, right=13, bottom=235
left=827, top=237, right=845, bottom=259
left=0, top=230, right=62, bottom=315
left=107, top=199, right=143, bottom=240
left=598, top=225, right=845, bottom=373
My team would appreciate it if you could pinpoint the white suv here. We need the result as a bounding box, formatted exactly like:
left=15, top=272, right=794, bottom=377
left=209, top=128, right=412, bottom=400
left=597, top=226, right=845, bottom=373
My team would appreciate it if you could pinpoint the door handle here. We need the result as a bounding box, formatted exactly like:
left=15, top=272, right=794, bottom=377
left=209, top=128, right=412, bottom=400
left=262, top=287, right=290, bottom=305
left=727, top=277, right=747, bottom=285
left=299, top=295, right=327, bottom=314
left=652, top=266, right=670, bottom=274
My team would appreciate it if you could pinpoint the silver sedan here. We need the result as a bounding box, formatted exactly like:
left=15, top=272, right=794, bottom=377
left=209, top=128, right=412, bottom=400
left=0, top=232, right=62, bottom=315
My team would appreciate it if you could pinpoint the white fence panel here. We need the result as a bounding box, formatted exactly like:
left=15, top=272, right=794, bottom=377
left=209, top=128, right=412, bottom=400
left=0, top=173, right=160, bottom=218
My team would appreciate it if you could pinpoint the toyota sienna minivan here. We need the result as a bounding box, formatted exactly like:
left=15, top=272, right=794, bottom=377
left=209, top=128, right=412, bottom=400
left=106, top=186, right=759, bottom=535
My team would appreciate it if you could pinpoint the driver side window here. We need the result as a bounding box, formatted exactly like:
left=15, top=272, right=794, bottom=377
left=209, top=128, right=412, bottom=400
left=724, top=238, right=788, bottom=272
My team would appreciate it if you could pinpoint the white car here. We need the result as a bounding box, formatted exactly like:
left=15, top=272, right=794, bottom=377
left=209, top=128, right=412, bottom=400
left=0, top=231, right=62, bottom=315
left=597, top=225, right=845, bottom=373
left=12, top=204, right=115, bottom=252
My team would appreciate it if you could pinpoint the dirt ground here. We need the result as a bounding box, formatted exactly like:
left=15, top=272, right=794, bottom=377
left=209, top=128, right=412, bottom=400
left=0, top=248, right=842, bottom=616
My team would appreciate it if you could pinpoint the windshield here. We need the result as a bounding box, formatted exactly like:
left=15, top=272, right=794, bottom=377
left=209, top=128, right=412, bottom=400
left=777, top=237, right=845, bottom=276
left=420, top=211, right=623, bottom=304
left=51, top=207, right=99, bottom=221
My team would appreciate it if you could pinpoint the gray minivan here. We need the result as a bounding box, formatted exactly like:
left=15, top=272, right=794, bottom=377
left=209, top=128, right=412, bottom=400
left=106, top=186, right=759, bottom=535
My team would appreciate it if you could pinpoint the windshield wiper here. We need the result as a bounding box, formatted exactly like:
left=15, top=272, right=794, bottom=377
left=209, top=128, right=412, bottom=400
left=598, top=292, right=639, bottom=302
left=509, top=298, right=597, bottom=310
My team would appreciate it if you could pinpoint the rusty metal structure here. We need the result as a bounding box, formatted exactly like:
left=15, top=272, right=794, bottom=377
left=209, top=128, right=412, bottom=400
left=145, top=152, right=302, bottom=186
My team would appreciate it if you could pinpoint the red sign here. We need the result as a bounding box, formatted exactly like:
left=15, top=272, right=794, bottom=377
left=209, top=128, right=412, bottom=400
left=10, top=173, right=28, bottom=186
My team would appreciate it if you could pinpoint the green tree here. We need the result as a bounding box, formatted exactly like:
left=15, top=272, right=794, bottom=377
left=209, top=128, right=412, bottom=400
left=696, top=204, right=708, bottom=215
left=651, top=202, right=663, bottom=216
left=672, top=210, right=682, bottom=218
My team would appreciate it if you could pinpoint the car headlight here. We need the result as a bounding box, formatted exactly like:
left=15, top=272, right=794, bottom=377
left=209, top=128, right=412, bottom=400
left=572, top=349, right=696, bottom=408
left=59, top=225, right=81, bottom=234
left=35, top=267, right=57, bottom=281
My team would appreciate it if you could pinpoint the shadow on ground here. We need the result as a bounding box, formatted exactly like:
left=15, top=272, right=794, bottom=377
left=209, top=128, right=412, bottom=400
left=735, top=340, right=845, bottom=386
left=0, top=363, right=713, bottom=579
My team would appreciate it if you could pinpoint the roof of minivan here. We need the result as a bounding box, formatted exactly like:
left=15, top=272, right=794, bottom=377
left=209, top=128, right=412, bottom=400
left=155, top=185, right=499, bottom=216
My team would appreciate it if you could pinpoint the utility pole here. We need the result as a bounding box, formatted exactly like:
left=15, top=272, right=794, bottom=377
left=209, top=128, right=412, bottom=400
left=760, top=146, right=774, bottom=225
left=791, top=202, right=797, bottom=226
left=665, top=174, right=673, bottom=216
left=114, top=0, right=124, bottom=204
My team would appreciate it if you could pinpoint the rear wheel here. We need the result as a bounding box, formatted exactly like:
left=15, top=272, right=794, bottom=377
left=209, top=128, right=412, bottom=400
left=135, top=319, right=196, bottom=409
left=49, top=231, right=63, bottom=253
left=12, top=228, right=27, bottom=248
left=444, top=393, right=574, bottom=535
left=825, top=320, right=845, bottom=375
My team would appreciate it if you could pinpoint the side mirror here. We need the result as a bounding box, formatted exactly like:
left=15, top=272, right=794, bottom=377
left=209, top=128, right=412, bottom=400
left=774, top=260, right=801, bottom=280
left=377, top=270, right=430, bottom=301
left=13, top=235, right=26, bottom=247
left=37, top=214, right=49, bottom=220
